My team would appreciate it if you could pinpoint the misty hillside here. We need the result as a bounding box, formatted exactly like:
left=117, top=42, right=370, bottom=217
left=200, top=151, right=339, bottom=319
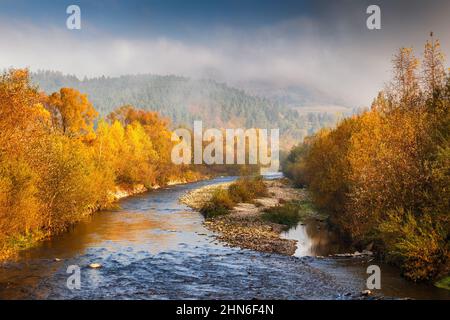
left=235, top=80, right=349, bottom=110
left=31, top=71, right=351, bottom=148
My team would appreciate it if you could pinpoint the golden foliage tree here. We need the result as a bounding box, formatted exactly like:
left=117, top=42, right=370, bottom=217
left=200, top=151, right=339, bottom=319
left=47, top=88, right=98, bottom=138
left=283, top=37, right=449, bottom=281
left=0, top=71, right=198, bottom=259
left=390, top=47, right=421, bottom=109
left=423, top=32, right=446, bottom=98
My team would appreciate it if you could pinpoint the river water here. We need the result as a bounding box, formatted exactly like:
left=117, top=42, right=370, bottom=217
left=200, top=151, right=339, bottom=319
left=0, top=177, right=448, bottom=300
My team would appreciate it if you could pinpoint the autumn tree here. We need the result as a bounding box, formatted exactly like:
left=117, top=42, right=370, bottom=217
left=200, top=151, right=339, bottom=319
left=389, top=47, right=421, bottom=109
left=370, top=91, right=391, bottom=113
left=283, top=38, right=449, bottom=281
left=0, top=71, right=202, bottom=260
left=108, top=105, right=176, bottom=184
left=30, top=135, right=101, bottom=231
left=47, top=88, right=98, bottom=138
left=0, top=69, right=49, bottom=151
left=422, top=32, right=446, bottom=99
left=0, top=70, right=49, bottom=253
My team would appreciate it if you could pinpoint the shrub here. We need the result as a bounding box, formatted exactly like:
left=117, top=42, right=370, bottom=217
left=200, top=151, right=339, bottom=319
left=378, top=210, right=448, bottom=281
left=200, top=189, right=235, bottom=218
left=200, top=176, right=268, bottom=218
left=261, top=201, right=302, bottom=228
left=228, top=176, right=267, bottom=203
left=435, top=276, right=450, bottom=290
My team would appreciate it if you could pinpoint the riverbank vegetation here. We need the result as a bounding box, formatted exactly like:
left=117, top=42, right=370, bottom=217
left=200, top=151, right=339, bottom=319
left=261, top=202, right=302, bottom=228
left=182, top=178, right=303, bottom=255
left=261, top=200, right=318, bottom=228
left=283, top=36, right=449, bottom=282
left=0, top=69, right=201, bottom=259
left=200, top=176, right=267, bottom=218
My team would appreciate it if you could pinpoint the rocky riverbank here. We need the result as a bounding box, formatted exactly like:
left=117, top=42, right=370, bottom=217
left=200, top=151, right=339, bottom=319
left=113, top=176, right=210, bottom=200
left=180, top=178, right=314, bottom=255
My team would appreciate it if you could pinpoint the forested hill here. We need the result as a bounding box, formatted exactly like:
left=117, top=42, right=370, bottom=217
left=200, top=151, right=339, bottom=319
left=31, top=71, right=349, bottom=148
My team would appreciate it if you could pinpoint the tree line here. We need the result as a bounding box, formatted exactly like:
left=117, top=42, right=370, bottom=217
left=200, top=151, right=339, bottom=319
left=283, top=36, right=449, bottom=282
left=31, top=72, right=347, bottom=149
left=0, top=70, right=200, bottom=259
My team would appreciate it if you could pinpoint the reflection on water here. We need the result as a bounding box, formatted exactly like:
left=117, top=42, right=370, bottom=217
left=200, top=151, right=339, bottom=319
left=282, top=218, right=450, bottom=299
left=282, top=219, right=348, bottom=257
left=0, top=178, right=235, bottom=299
left=0, top=175, right=448, bottom=300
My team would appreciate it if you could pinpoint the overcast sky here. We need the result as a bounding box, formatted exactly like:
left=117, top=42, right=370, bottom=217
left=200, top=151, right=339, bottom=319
left=1, top=0, right=449, bottom=107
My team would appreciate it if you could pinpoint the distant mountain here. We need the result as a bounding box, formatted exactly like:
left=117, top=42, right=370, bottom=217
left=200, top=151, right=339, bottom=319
left=31, top=71, right=353, bottom=149
left=235, top=80, right=349, bottom=109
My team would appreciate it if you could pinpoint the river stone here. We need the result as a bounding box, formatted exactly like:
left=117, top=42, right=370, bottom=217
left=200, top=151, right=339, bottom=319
left=361, top=290, right=372, bottom=296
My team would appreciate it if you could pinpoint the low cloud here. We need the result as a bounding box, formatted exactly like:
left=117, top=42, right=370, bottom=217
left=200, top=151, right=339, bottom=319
left=1, top=1, right=449, bottom=107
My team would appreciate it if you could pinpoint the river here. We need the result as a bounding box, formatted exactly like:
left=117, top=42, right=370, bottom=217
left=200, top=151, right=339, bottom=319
left=0, top=177, right=448, bottom=299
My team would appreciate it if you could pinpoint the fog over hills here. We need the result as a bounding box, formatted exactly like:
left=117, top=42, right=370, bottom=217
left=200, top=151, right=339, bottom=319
left=32, top=71, right=354, bottom=149
left=236, top=80, right=347, bottom=107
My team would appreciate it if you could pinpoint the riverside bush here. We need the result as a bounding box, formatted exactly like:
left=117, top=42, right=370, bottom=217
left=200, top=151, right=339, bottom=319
left=261, top=201, right=302, bottom=228
left=228, top=176, right=267, bottom=203
left=200, top=176, right=268, bottom=218
left=200, top=189, right=235, bottom=218
left=378, top=210, right=448, bottom=281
